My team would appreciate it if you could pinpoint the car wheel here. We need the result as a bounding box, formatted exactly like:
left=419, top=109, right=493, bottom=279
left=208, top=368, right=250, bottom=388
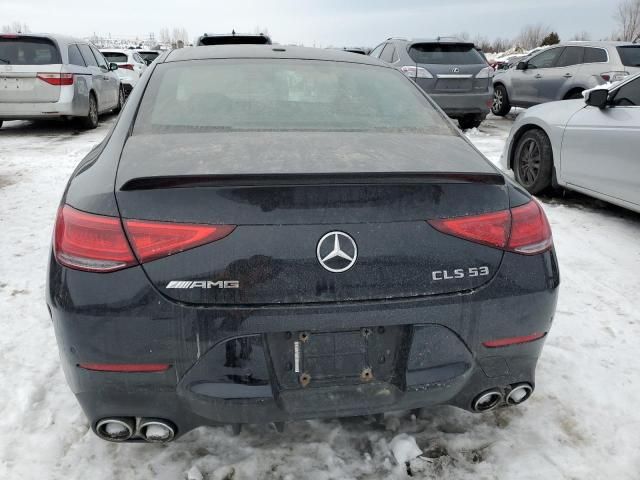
left=0, top=120, right=3, bottom=129
left=492, top=85, right=511, bottom=116
left=458, top=115, right=484, bottom=130
left=513, top=129, right=553, bottom=194
left=79, top=94, right=99, bottom=129
left=114, top=87, right=125, bottom=113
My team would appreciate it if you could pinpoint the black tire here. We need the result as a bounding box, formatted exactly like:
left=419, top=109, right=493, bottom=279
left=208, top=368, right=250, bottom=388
left=113, top=87, right=125, bottom=114
left=79, top=93, right=99, bottom=129
left=564, top=89, right=584, bottom=100
left=492, top=84, right=511, bottom=116
left=458, top=114, right=485, bottom=130
left=0, top=120, right=3, bottom=129
left=513, top=129, right=553, bottom=194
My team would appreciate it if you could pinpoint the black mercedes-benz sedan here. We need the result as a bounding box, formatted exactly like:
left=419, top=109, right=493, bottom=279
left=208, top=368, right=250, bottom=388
left=47, top=45, right=559, bottom=443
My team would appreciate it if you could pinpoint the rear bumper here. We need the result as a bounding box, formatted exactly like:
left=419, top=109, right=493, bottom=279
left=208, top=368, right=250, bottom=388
left=428, top=91, right=494, bottom=118
left=48, top=249, right=559, bottom=440
left=0, top=85, right=87, bottom=120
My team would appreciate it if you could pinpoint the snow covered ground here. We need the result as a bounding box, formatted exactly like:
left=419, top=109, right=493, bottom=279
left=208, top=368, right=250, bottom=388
left=1, top=114, right=639, bottom=479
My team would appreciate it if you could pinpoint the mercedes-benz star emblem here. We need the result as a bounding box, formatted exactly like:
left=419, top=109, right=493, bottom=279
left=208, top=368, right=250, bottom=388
left=316, top=231, right=358, bottom=273
left=451, top=67, right=460, bottom=73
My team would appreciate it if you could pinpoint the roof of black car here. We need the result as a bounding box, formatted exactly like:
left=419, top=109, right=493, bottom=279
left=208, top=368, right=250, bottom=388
left=164, top=45, right=387, bottom=66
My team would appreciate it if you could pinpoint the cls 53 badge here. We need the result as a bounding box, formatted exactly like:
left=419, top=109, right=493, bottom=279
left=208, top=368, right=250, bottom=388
left=432, top=266, right=490, bottom=281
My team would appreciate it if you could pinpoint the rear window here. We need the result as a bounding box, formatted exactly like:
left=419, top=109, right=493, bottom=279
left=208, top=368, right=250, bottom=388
left=133, top=59, right=451, bottom=134
left=408, top=43, right=485, bottom=65
left=102, top=52, right=128, bottom=63
left=138, top=51, right=159, bottom=62
left=0, top=36, right=61, bottom=65
left=197, top=35, right=271, bottom=46
left=617, top=46, right=640, bottom=67
left=583, top=47, right=608, bottom=63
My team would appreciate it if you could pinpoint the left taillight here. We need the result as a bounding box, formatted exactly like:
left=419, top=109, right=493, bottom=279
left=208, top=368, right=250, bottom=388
left=428, top=199, right=553, bottom=255
left=54, top=205, right=137, bottom=272
left=53, top=205, right=236, bottom=272
left=37, top=73, right=74, bottom=86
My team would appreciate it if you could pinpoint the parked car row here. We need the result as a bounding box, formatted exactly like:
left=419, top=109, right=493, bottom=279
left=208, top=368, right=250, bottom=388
left=492, top=41, right=640, bottom=116
left=501, top=71, right=640, bottom=213
left=0, top=33, right=124, bottom=129
left=0, top=33, right=167, bottom=129
left=369, top=37, right=494, bottom=129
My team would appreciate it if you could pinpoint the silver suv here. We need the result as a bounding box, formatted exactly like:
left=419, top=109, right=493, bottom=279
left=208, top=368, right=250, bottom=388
left=371, top=37, right=494, bottom=129
left=0, top=33, right=123, bottom=129
left=492, top=41, right=640, bottom=116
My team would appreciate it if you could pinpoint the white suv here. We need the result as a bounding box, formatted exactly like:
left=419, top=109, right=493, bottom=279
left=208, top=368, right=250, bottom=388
left=100, top=49, right=147, bottom=96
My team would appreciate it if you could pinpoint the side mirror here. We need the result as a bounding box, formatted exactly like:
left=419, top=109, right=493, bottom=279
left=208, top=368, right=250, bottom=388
left=109, top=62, right=118, bottom=71
left=516, top=61, right=528, bottom=71
left=585, top=89, right=609, bottom=108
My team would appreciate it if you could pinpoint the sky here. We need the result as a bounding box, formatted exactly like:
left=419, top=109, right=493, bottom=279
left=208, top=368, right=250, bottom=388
left=1, top=0, right=619, bottom=47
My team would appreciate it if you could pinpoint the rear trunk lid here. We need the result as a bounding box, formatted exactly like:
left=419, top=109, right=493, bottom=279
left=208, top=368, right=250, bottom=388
left=0, top=35, right=63, bottom=103
left=407, top=42, right=490, bottom=93
left=115, top=132, right=508, bottom=305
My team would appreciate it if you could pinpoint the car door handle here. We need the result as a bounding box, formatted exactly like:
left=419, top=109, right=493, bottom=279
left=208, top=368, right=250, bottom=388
left=534, top=74, right=543, bottom=79
left=563, top=73, right=573, bottom=78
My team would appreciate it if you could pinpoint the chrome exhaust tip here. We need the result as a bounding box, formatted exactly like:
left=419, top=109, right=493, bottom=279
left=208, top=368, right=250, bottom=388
left=506, top=384, right=533, bottom=405
left=139, top=418, right=175, bottom=443
left=95, top=417, right=135, bottom=442
left=472, top=390, right=503, bottom=412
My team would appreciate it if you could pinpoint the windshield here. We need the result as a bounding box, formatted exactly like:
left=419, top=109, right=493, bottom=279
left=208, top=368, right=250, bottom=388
left=0, top=36, right=61, bottom=65
left=133, top=59, right=451, bottom=134
left=101, top=52, right=128, bottom=63
left=617, top=46, right=640, bottom=67
left=408, top=43, right=485, bottom=65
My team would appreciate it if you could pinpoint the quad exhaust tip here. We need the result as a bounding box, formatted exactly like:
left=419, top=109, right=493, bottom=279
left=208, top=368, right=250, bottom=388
left=472, top=390, right=503, bottom=412
left=139, top=418, right=176, bottom=443
left=506, top=384, right=533, bottom=405
left=95, top=417, right=135, bottom=442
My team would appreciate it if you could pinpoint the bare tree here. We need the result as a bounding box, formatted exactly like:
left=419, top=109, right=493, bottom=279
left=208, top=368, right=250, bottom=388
left=159, top=27, right=171, bottom=45
left=253, top=25, right=270, bottom=37
left=517, top=23, right=552, bottom=50
left=491, top=37, right=511, bottom=53
left=1, top=21, right=30, bottom=33
left=614, top=0, right=640, bottom=42
left=570, top=31, right=592, bottom=41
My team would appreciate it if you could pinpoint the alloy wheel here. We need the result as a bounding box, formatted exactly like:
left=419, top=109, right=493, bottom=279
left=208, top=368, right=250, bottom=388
left=517, top=139, right=541, bottom=187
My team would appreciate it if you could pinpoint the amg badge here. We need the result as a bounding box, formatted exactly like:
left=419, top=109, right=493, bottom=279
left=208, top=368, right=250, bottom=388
left=166, top=280, right=240, bottom=289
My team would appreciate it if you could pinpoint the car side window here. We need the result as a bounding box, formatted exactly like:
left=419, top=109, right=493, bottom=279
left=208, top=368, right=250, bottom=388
left=134, top=53, right=145, bottom=64
left=612, top=77, right=640, bottom=107
left=78, top=44, right=98, bottom=67
left=583, top=47, right=608, bottom=64
left=555, top=47, right=584, bottom=68
left=369, top=43, right=385, bottom=58
left=379, top=44, right=396, bottom=63
left=90, top=46, right=108, bottom=69
left=527, top=48, right=562, bottom=69
left=68, top=44, right=86, bottom=67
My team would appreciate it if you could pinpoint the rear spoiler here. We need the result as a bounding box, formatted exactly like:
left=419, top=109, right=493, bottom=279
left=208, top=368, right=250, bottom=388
left=120, top=172, right=504, bottom=191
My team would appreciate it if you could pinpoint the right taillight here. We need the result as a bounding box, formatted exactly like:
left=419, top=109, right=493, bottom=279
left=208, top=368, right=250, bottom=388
left=119, top=64, right=134, bottom=70
left=53, top=205, right=236, bottom=273
left=506, top=200, right=553, bottom=254
left=428, top=199, right=553, bottom=255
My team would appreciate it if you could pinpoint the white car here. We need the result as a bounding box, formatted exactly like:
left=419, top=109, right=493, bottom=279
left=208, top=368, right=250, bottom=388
left=100, top=49, right=147, bottom=96
left=501, top=72, right=640, bottom=213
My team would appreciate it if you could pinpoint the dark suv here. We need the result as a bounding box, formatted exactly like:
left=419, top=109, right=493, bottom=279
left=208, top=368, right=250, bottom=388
left=371, top=37, right=494, bottom=129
